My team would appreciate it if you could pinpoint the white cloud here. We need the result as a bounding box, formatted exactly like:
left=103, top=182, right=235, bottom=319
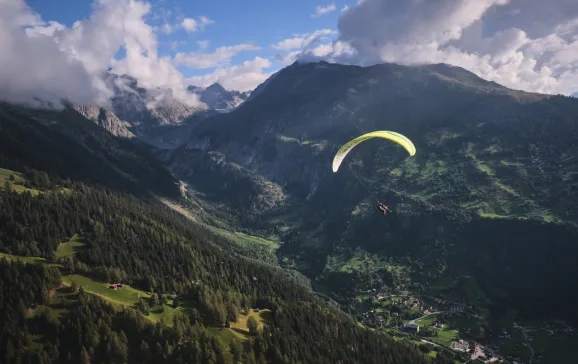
left=313, top=3, right=337, bottom=18
left=186, top=57, right=274, bottom=92
left=341, top=5, right=350, bottom=13
left=294, top=0, right=578, bottom=95
left=284, top=40, right=355, bottom=66
left=197, top=40, right=210, bottom=49
left=181, top=16, right=213, bottom=33
left=16, top=0, right=578, bottom=113
left=271, top=29, right=348, bottom=66
left=150, top=6, right=174, bottom=34
left=25, top=21, right=66, bottom=37
left=0, top=0, right=203, bottom=108
left=271, top=29, right=336, bottom=52
left=0, top=0, right=114, bottom=107
left=173, top=43, right=261, bottom=69
left=160, top=23, right=174, bottom=34
left=170, top=40, right=185, bottom=50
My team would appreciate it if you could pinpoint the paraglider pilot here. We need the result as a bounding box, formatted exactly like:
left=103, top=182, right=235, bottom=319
left=377, top=203, right=392, bottom=216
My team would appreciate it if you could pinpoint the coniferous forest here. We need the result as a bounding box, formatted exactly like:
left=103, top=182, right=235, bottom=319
left=0, top=178, right=435, bottom=363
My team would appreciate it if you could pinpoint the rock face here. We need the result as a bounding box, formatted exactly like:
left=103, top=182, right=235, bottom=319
left=187, top=83, right=250, bottom=110
left=71, top=104, right=134, bottom=138
left=169, top=60, right=578, bottom=323
left=102, top=72, right=207, bottom=132
left=136, top=109, right=219, bottom=150
left=157, top=149, right=287, bottom=218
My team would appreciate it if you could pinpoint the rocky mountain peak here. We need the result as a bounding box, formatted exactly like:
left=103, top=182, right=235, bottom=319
left=187, top=82, right=250, bottom=110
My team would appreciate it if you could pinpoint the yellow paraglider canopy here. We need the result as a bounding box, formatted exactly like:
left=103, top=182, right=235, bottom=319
left=332, top=131, right=416, bottom=173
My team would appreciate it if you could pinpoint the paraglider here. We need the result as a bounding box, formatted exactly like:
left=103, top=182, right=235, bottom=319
left=331, top=130, right=416, bottom=216
left=332, top=131, right=416, bottom=173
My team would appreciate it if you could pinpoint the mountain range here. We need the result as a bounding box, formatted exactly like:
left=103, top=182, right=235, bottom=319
left=187, top=83, right=251, bottom=111
left=63, top=72, right=250, bottom=139
left=3, top=59, right=578, bottom=363
left=62, top=61, right=578, bottom=327
left=163, top=60, right=578, bottom=326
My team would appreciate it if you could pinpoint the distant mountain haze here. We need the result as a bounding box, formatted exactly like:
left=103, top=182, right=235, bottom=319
left=58, top=72, right=249, bottom=137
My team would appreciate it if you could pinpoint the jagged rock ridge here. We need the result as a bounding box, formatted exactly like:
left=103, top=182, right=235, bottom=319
left=187, top=83, right=250, bottom=110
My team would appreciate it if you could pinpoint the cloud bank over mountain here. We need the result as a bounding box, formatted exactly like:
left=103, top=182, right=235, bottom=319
left=1, top=0, right=577, bottom=110
left=292, top=0, right=578, bottom=96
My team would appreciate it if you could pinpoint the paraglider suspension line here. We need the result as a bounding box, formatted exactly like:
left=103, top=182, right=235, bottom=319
left=347, top=161, right=380, bottom=203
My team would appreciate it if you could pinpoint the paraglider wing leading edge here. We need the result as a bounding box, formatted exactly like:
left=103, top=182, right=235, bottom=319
left=331, top=131, right=416, bottom=173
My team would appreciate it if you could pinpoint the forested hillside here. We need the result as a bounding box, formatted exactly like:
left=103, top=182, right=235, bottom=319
left=0, top=104, right=436, bottom=363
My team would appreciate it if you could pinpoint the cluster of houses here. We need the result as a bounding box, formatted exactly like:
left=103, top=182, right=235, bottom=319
left=108, top=283, right=125, bottom=289
left=361, top=309, right=387, bottom=327
left=452, top=339, right=470, bottom=352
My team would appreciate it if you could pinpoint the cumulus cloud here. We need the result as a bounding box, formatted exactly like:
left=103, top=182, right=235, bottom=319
left=186, top=57, right=273, bottom=91
left=312, top=3, right=337, bottom=18
left=0, top=0, right=113, bottom=107
left=294, top=0, right=578, bottom=95
left=287, top=40, right=356, bottom=66
left=0, top=0, right=203, bottom=108
left=173, top=43, right=261, bottom=69
left=181, top=16, right=213, bottom=33
left=25, top=21, right=66, bottom=37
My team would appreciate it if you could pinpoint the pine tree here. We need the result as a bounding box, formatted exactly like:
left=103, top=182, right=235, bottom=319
left=230, top=338, right=242, bottom=363
left=80, top=345, right=91, bottom=364
left=247, top=316, right=259, bottom=336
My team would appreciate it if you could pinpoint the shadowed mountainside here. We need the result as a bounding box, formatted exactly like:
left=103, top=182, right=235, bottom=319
left=164, top=61, right=578, bottom=324
left=0, top=102, right=180, bottom=198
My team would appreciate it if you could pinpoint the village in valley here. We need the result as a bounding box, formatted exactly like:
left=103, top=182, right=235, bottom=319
left=351, top=285, right=578, bottom=364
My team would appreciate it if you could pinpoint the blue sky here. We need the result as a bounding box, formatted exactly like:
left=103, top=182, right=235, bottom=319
left=26, top=0, right=347, bottom=83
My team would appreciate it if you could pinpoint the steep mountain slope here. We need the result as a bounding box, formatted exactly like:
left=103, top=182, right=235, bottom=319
left=0, top=176, right=431, bottom=364
left=0, top=102, right=180, bottom=198
left=136, top=109, right=219, bottom=150
left=0, top=99, right=433, bottom=363
left=172, top=61, right=578, bottom=325
left=69, top=103, right=134, bottom=138
left=188, top=83, right=250, bottom=110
